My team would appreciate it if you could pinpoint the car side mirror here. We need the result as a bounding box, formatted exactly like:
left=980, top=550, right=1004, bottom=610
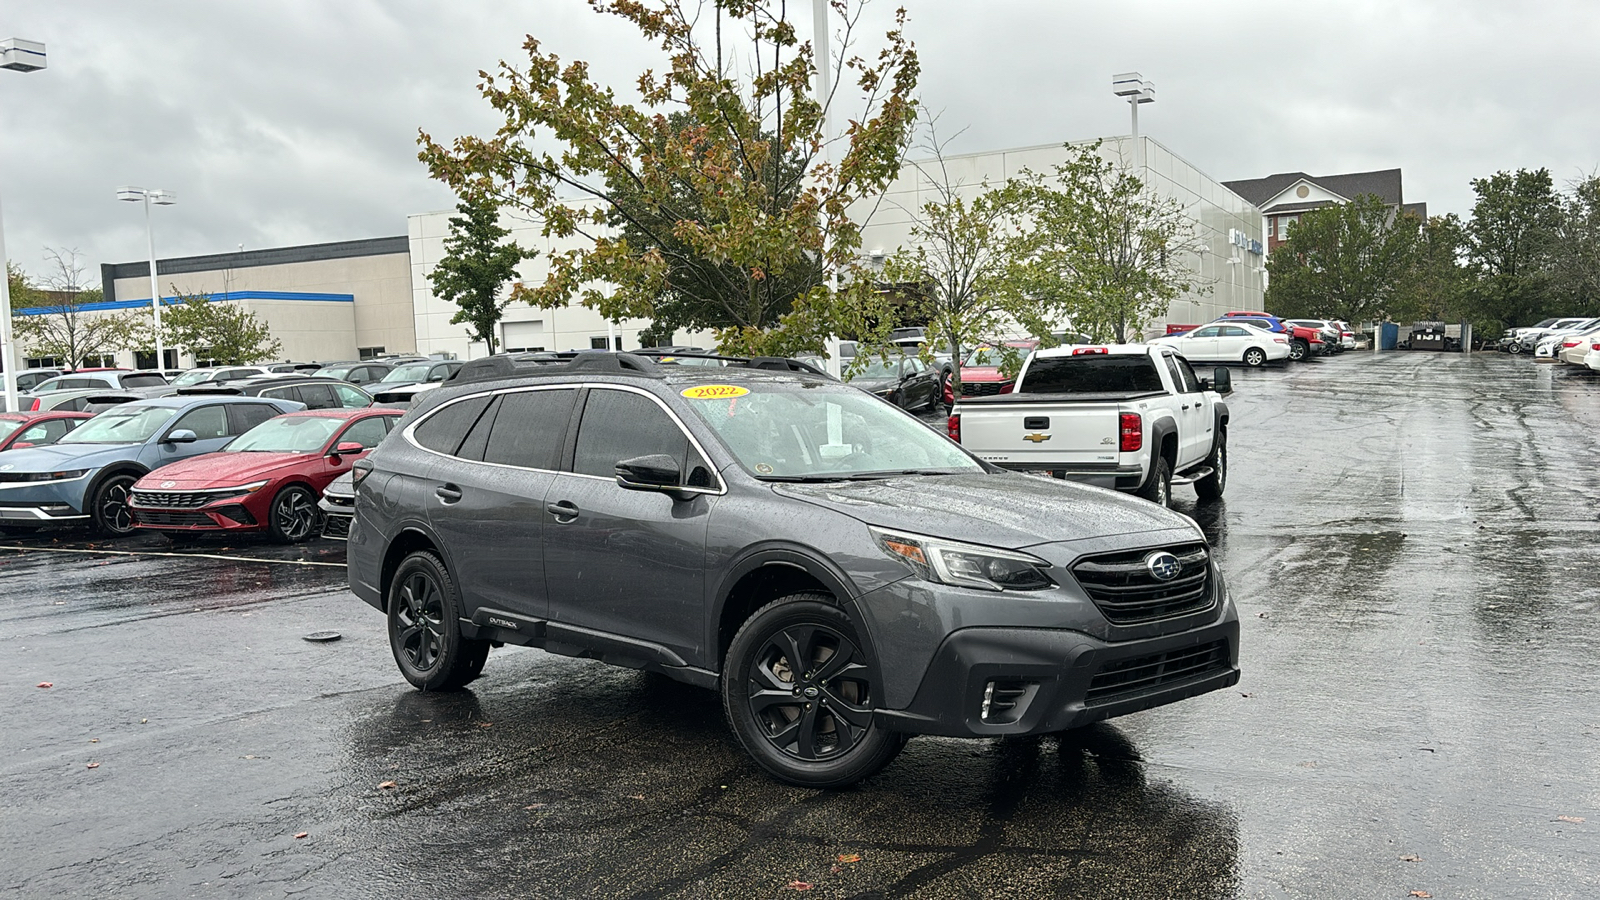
left=330, top=441, right=365, bottom=458
left=1210, top=367, right=1232, bottom=394
left=615, top=454, right=686, bottom=497
left=163, top=429, right=198, bottom=444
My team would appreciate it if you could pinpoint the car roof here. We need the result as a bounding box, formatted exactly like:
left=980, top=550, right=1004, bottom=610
left=116, top=395, right=279, bottom=410
left=277, top=407, right=401, bottom=419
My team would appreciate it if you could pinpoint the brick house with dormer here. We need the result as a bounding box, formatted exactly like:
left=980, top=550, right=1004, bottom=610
left=1222, top=168, right=1427, bottom=253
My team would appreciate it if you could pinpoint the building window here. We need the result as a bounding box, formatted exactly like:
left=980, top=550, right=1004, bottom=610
left=80, top=355, right=117, bottom=368
left=26, top=356, right=61, bottom=368
left=505, top=345, right=545, bottom=353
left=1281, top=216, right=1298, bottom=236
left=358, top=346, right=386, bottom=360
left=134, top=350, right=179, bottom=370
left=1266, top=219, right=1275, bottom=239
left=590, top=336, right=621, bottom=350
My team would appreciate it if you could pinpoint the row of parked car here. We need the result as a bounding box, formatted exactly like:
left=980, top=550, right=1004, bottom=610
left=1497, top=317, right=1600, bottom=371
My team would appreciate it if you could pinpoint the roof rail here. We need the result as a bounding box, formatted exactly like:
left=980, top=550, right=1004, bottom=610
left=450, top=350, right=665, bottom=386
left=632, top=349, right=835, bottom=380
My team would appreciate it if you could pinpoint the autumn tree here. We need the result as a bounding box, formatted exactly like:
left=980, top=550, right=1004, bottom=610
left=418, top=0, right=920, bottom=357
left=430, top=194, right=534, bottom=354
left=12, top=248, right=138, bottom=367
left=1014, top=143, right=1202, bottom=343
left=160, top=290, right=282, bottom=365
left=1264, top=193, right=1422, bottom=322
left=7, top=261, right=44, bottom=310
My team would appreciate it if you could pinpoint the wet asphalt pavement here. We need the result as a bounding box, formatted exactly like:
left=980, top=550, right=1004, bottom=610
left=3, top=351, right=1598, bottom=899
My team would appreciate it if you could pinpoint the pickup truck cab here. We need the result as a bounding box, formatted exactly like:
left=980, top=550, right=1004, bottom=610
left=950, top=344, right=1229, bottom=507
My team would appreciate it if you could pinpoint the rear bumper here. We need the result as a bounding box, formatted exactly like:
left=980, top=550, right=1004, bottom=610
left=875, top=613, right=1240, bottom=737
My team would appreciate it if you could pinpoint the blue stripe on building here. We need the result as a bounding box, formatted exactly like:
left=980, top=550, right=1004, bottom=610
left=16, top=290, right=355, bottom=316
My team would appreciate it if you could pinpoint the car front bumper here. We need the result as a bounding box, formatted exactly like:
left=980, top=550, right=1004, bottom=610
left=128, top=489, right=267, bottom=532
left=0, top=474, right=94, bottom=522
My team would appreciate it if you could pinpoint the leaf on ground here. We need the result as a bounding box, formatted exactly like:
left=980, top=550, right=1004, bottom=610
left=787, top=882, right=813, bottom=892
left=1399, top=854, right=1422, bottom=862
left=1557, top=815, right=1585, bottom=824
left=378, top=781, right=397, bottom=790
left=89, top=738, right=98, bottom=743
left=478, top=722, right=493, bottom=728
left=523, top=803, right=546, bottom=810
left=85, top=762, right=99, bottom=769
left=628, top=794, right=646, bottom=800
left=837, top=853, right=862, bottom=863
left=294, top=832, right=309, bottom=839
left=36, top=682, right=52, bottom=689
left=1409, top=891, right=1432, bottom=898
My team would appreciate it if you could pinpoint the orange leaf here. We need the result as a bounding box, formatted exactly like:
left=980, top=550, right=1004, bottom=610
left=1409, top=892, right=1432, bottom=898
left=1557, top=815, right=1585, bottom=824
left=294, top=832, right=309, bottom=839
left=85, top=762, right=99, bottom=769
left=837, top=853, right=862, bottom=863
left=378, top=781, right=397, bottom=790
left=36, top=682, right=53, bottom=689
left=788, top=881, right=813, bottom=891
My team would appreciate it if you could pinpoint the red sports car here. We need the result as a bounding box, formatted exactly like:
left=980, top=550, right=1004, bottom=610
left=129, top=408, right=403, bottom=543
left=0, top=411, right=95, bottom=451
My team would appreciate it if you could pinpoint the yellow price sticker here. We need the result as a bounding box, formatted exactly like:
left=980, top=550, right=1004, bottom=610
left=680, top=384, right=751, bottom=400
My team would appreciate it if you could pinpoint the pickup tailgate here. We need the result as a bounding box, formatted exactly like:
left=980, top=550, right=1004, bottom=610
left=957, top=400, right=1124, bottom=469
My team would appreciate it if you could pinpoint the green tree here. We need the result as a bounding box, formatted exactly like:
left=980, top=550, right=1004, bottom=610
left=1463, top=168, right=1561, bottom=330
left=1014, top=143, right=1202, bottom=343
left=1395, top=214, right=1470, bottom=323
left=430, top=194, right=534, bottom=354
left=1264, top=193, right=1422, bottom=322
left=160, top=290, right=282, bottom=365
left=417, top=0, right=920, bottom=356
left=1550, top=173, right=1600, bottom=318
left=7, top=261, right=44, bottom=310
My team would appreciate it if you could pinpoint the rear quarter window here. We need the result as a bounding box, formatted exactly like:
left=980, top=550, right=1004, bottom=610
left=1020, top=356, right=1165, bottom=393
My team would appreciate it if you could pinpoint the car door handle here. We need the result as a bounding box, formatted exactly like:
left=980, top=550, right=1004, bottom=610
left=1181, top=404, right=1191, bottom=410
left=435, top=484, right=462, bottom=503
left=546, top=500, right=579, bottom=523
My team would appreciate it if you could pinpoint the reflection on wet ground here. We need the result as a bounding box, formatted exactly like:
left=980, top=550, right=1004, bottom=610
left=2, top=352, right=1598, bottom=898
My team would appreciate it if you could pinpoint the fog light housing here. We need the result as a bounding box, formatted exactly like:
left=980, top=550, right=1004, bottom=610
left=980, top=679, right=1037, bottom=725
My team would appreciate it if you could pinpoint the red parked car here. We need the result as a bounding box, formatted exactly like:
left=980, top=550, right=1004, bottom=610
left=0, top=411, right=95, bottom=451
left=957, top=341, right=1038, bottom=397
left=128, top=408, right=403, bottom=544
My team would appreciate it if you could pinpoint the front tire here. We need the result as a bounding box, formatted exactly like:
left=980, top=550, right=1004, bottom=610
left=1137, top=457, right=1173, bottom=508
left=722, top=594, right=906, bottom=787
left=267, top=484, right=319, bottom=544
left=1195, top=433, right=1226, bottom=502
left=1288, top=339, right=1309, bottom=362
left=90, top=473, right=140, bottom=537
left=387, top=551, right=489, bottom=692
left=1243, top=347, right=1267, bottom=368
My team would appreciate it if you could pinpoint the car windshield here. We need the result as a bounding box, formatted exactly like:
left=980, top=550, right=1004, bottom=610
left=381, top=364, right=431, bottom=382
left=169, top=370, right=213, bottom=386
left=682, top=382, right=981, bottom=481
left=850, top=358, right=903, bottom=380
left=58, top=406, right=179, bottom=444
left=0, top=417, right=27, bottom=441
left=226, top=415, right=342, bottom=453
left=316, top=366, right=354, bottom=379
left=963, top=346, right=1027, bottom=367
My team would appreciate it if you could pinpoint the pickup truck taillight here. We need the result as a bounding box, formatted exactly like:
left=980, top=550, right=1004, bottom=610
left=1119, top=413, right=1142, bottom=452
left=947, top=413, right=961, bottom=442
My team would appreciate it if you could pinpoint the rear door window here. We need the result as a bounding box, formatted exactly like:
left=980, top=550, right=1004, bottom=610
left=483, top=389, right=578, bottom=470
left=333, top=384, right=371, bottom=407
left=413, top=396, right=493, bottom=456
left=121, top=373, right=168, bottom=388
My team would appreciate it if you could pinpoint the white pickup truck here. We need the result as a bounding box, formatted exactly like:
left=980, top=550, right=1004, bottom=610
left=948, top=344, right=1230, bottom=507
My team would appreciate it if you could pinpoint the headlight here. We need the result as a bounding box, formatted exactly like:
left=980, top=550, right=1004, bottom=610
left=13, top=469, right=91, bottom=483
left=872, top=527, right=1055, bottom=591
left=212, top=479, right=271, bottom=496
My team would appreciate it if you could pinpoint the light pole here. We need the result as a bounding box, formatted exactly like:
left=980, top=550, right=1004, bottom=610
left=0, top=38, right=47, bottom=413
left=1111, top=72, right=1155, bottom=170
left=116, top=187, right=177, bottom=371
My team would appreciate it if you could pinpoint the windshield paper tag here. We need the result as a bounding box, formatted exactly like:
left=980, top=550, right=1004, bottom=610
left=680, top=385, right=750, bottom=399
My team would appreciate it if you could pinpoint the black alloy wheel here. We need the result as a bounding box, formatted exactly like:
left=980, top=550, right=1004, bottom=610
left=1243, top=347, right=1267, bottom=368
left=268, top=485, right=319, bottom=544
left=387, top=551, right=488, bottom=691
left=723, top=594, right=906, bottom=787
left=91, top=473, right=140, bottom=537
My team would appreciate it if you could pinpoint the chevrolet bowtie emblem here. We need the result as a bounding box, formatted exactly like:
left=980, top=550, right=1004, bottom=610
left=1023, top=433, right=1051, bottom=443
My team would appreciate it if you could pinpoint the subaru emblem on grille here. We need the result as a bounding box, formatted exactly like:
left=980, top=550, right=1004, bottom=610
left=1144, top=551, right=1181, bottom=581
left=160, top=481, right=176, bottom=488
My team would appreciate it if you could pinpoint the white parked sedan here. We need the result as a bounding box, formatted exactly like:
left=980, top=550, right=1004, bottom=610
left=1585, top=339, right=1600, bottom=372
left=1557, top=323, right=1600, bottom=365
left=1149, top=321, right=1292, bottom=367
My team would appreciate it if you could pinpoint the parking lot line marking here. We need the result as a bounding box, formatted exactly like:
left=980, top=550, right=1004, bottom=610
left=0, top=546, right=346, bottom=567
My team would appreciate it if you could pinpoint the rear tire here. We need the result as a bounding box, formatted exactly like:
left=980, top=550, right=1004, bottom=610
left=722, top=593, right=906, bottom=787
left=1195, top=433, right=1226, bottom=502
left=387, top=551, right=489, bottom=692
left=1136, top=457, right=1173, bottom=508
left=1243, top=347, right=1267, bottom=368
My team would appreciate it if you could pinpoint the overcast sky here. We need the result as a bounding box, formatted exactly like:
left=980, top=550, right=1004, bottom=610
left=4, top=0, right=1598, bottom=288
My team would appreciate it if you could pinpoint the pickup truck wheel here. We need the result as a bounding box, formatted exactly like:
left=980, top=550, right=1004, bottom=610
left=1195, top=434, right=1226, bottom=502
left=1243, top=347, right=1267, bottom=368
left=1288, top=339, right=1309, bottom=362
left=722, top=594, right=907, bottom=788
left=1137, top=457, right=1173, bottom=508
left=387, top=551, right=489, bottom=692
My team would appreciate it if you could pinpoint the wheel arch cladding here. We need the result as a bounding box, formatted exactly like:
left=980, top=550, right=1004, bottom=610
left=715, top=551, right=857, bottom=669
left=380, top=528, right=442, bottom=613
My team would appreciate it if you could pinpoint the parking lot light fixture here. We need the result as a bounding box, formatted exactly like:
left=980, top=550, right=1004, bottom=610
left=1111, top=72, right=1155, bottom=170
left=118, top=186, right=178, bottom=370
left=0, top=38, right=47, bottom=413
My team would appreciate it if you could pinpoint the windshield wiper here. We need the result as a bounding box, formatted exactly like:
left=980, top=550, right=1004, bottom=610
left=755, top=474, right=852, bottom=483
left=841, top=468, right=966, bottom=480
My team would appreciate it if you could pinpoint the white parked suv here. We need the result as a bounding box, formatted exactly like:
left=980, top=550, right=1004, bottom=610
left=1148, top=322, right=1290, bottom=368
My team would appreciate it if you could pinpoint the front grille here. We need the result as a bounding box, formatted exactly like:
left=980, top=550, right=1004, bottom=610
left=321, top=514, right=351, bottom=539
left=132, top=509, right=216, bottom=528
left=322, top=492, right=354, bottom=509
left=960, top=381, right=1006, bottom=397
left=131, top=490, right=233, bottom=509
left=1085, top=640, right=1229, bottom=706
left=1071, top=543, right=1213, bottom=624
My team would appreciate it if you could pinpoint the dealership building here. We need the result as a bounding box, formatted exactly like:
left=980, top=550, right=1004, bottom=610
left=24, top=134, right=1263, bottom=369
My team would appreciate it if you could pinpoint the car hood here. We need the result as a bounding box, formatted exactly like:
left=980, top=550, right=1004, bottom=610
left=0, top=442, right=141, bottom=472
left=134, top=452, right=315, bottom=488
left=959, top=366, right=1006, bottom=382
left=771, top=473, right=1201, bottom=550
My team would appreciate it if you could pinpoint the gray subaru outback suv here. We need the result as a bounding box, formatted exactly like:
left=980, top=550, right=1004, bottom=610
left=346, top=352, right=1240, bottom=787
